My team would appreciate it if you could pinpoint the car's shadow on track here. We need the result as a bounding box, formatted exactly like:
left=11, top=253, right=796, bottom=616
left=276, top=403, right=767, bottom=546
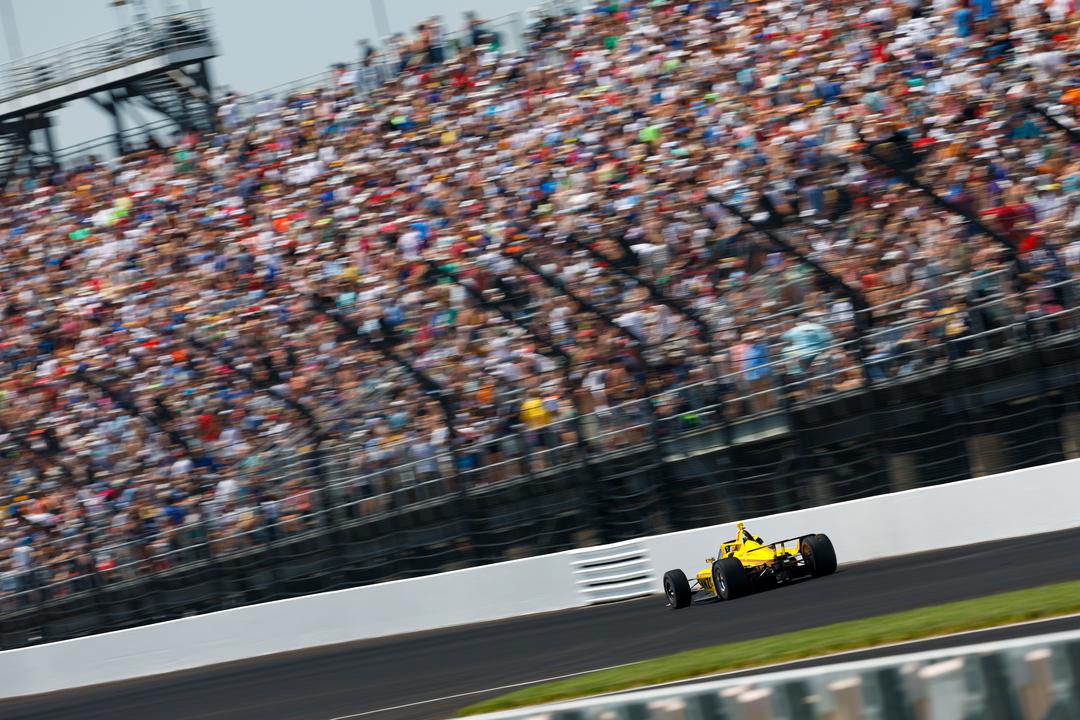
left=686, top=570, right=846, bottom=607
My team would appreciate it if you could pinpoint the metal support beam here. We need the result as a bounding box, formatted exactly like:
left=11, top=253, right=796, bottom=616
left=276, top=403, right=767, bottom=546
left=424, top=259, right=573, bottom=367
left=506, top=250, right=646, bottom=353
left=184, top=335, right=325, bottom=436
left=191, top=60, right=216, bottom=130
left=715, top=197, right=872, bottom=334
left=131, top=86, right=179, bottom=127
left=309, top=294, right=459, bottom=439
left=859, top=135, right=1025, bottom=288
left=0, top=416, right=75, bottom=483
left=42, top=122, right=56, bottom=164
left=0, top=113, right=57, bottom=173
left=1024, top=99, right=1080, bottom=145
left=89, top=90, right=127, bottom=155
left=560, top=233, right=712, bottom=345
left=183, top=335, right=333, bottom=519
left=73, top=368, right=208, bottom=467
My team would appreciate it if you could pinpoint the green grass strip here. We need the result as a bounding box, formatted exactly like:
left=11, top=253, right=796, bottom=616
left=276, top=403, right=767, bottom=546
left=459, top=579, right=1080, bottom=716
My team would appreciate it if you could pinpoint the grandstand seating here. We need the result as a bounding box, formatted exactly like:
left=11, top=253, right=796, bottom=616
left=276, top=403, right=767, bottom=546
left=2, top=0, right=1080, bottom=639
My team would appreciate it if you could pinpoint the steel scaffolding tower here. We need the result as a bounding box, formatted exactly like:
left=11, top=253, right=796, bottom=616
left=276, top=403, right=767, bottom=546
left=0, top=8, right=216, bottom=183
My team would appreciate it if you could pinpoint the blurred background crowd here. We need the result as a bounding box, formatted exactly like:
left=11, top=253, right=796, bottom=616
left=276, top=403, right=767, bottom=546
left=2, top=0, right=1079, bottom=599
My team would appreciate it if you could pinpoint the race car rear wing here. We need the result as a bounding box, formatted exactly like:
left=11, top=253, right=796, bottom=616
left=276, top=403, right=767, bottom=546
left=716, top=523, right=806, bottom=559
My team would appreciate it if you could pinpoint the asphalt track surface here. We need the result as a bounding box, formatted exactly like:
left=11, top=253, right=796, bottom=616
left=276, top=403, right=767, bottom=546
left=4, top=527, right=1080, bottom=720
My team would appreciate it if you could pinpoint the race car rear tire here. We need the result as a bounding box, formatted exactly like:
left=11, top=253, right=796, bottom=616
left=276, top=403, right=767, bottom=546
left=802, top=533, right=837, bottom=577
left=712, top=557, right=750, bottom=600
left=663, top=569, right=692, bottom=609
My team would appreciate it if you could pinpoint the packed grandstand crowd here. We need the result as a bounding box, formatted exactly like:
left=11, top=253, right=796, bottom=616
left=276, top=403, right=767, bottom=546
left=2, top=0, right=1080, bottom=597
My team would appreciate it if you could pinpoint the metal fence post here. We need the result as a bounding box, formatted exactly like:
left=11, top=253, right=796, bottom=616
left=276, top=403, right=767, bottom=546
left=709, top=370, right=744, bottom=524
left=510, top=12, right=525, bottom=53
left=448, top=435, right=479, bottom=565
left=1024, top=317, right=1066, bottom=467
left=570, top=410, right=609, bottom=545
left=776, top=383, right=813, bottom=512
left=644, top=398, right=680, bottom=533
left=944, top=337, right=977, bottom=482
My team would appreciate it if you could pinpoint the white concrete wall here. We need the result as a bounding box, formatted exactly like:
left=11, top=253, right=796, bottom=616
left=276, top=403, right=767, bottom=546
left=0, top=548, right=580, bottom=698
left=2, top=458, right=1079, bottom=699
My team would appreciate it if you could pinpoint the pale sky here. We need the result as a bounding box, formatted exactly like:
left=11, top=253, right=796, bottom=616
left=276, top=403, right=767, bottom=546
left=1, top=0, right=560, bottom=149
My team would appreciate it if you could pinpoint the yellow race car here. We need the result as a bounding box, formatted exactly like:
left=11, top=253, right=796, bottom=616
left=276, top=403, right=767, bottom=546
left=663, top=523, right=837, bottom=609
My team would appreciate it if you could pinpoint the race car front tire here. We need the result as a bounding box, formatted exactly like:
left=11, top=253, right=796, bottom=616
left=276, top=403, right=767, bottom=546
left=802, top=533, right=838, bottom=577
left=663, top=569, right=692, bottom=609
left=712, top=557, right=750, bottom=600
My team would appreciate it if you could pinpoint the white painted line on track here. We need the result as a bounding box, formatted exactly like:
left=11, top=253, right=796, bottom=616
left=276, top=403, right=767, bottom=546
left=325, top=611, right=1080, bottom=719
left=324, top=662, right=641, bottom=719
